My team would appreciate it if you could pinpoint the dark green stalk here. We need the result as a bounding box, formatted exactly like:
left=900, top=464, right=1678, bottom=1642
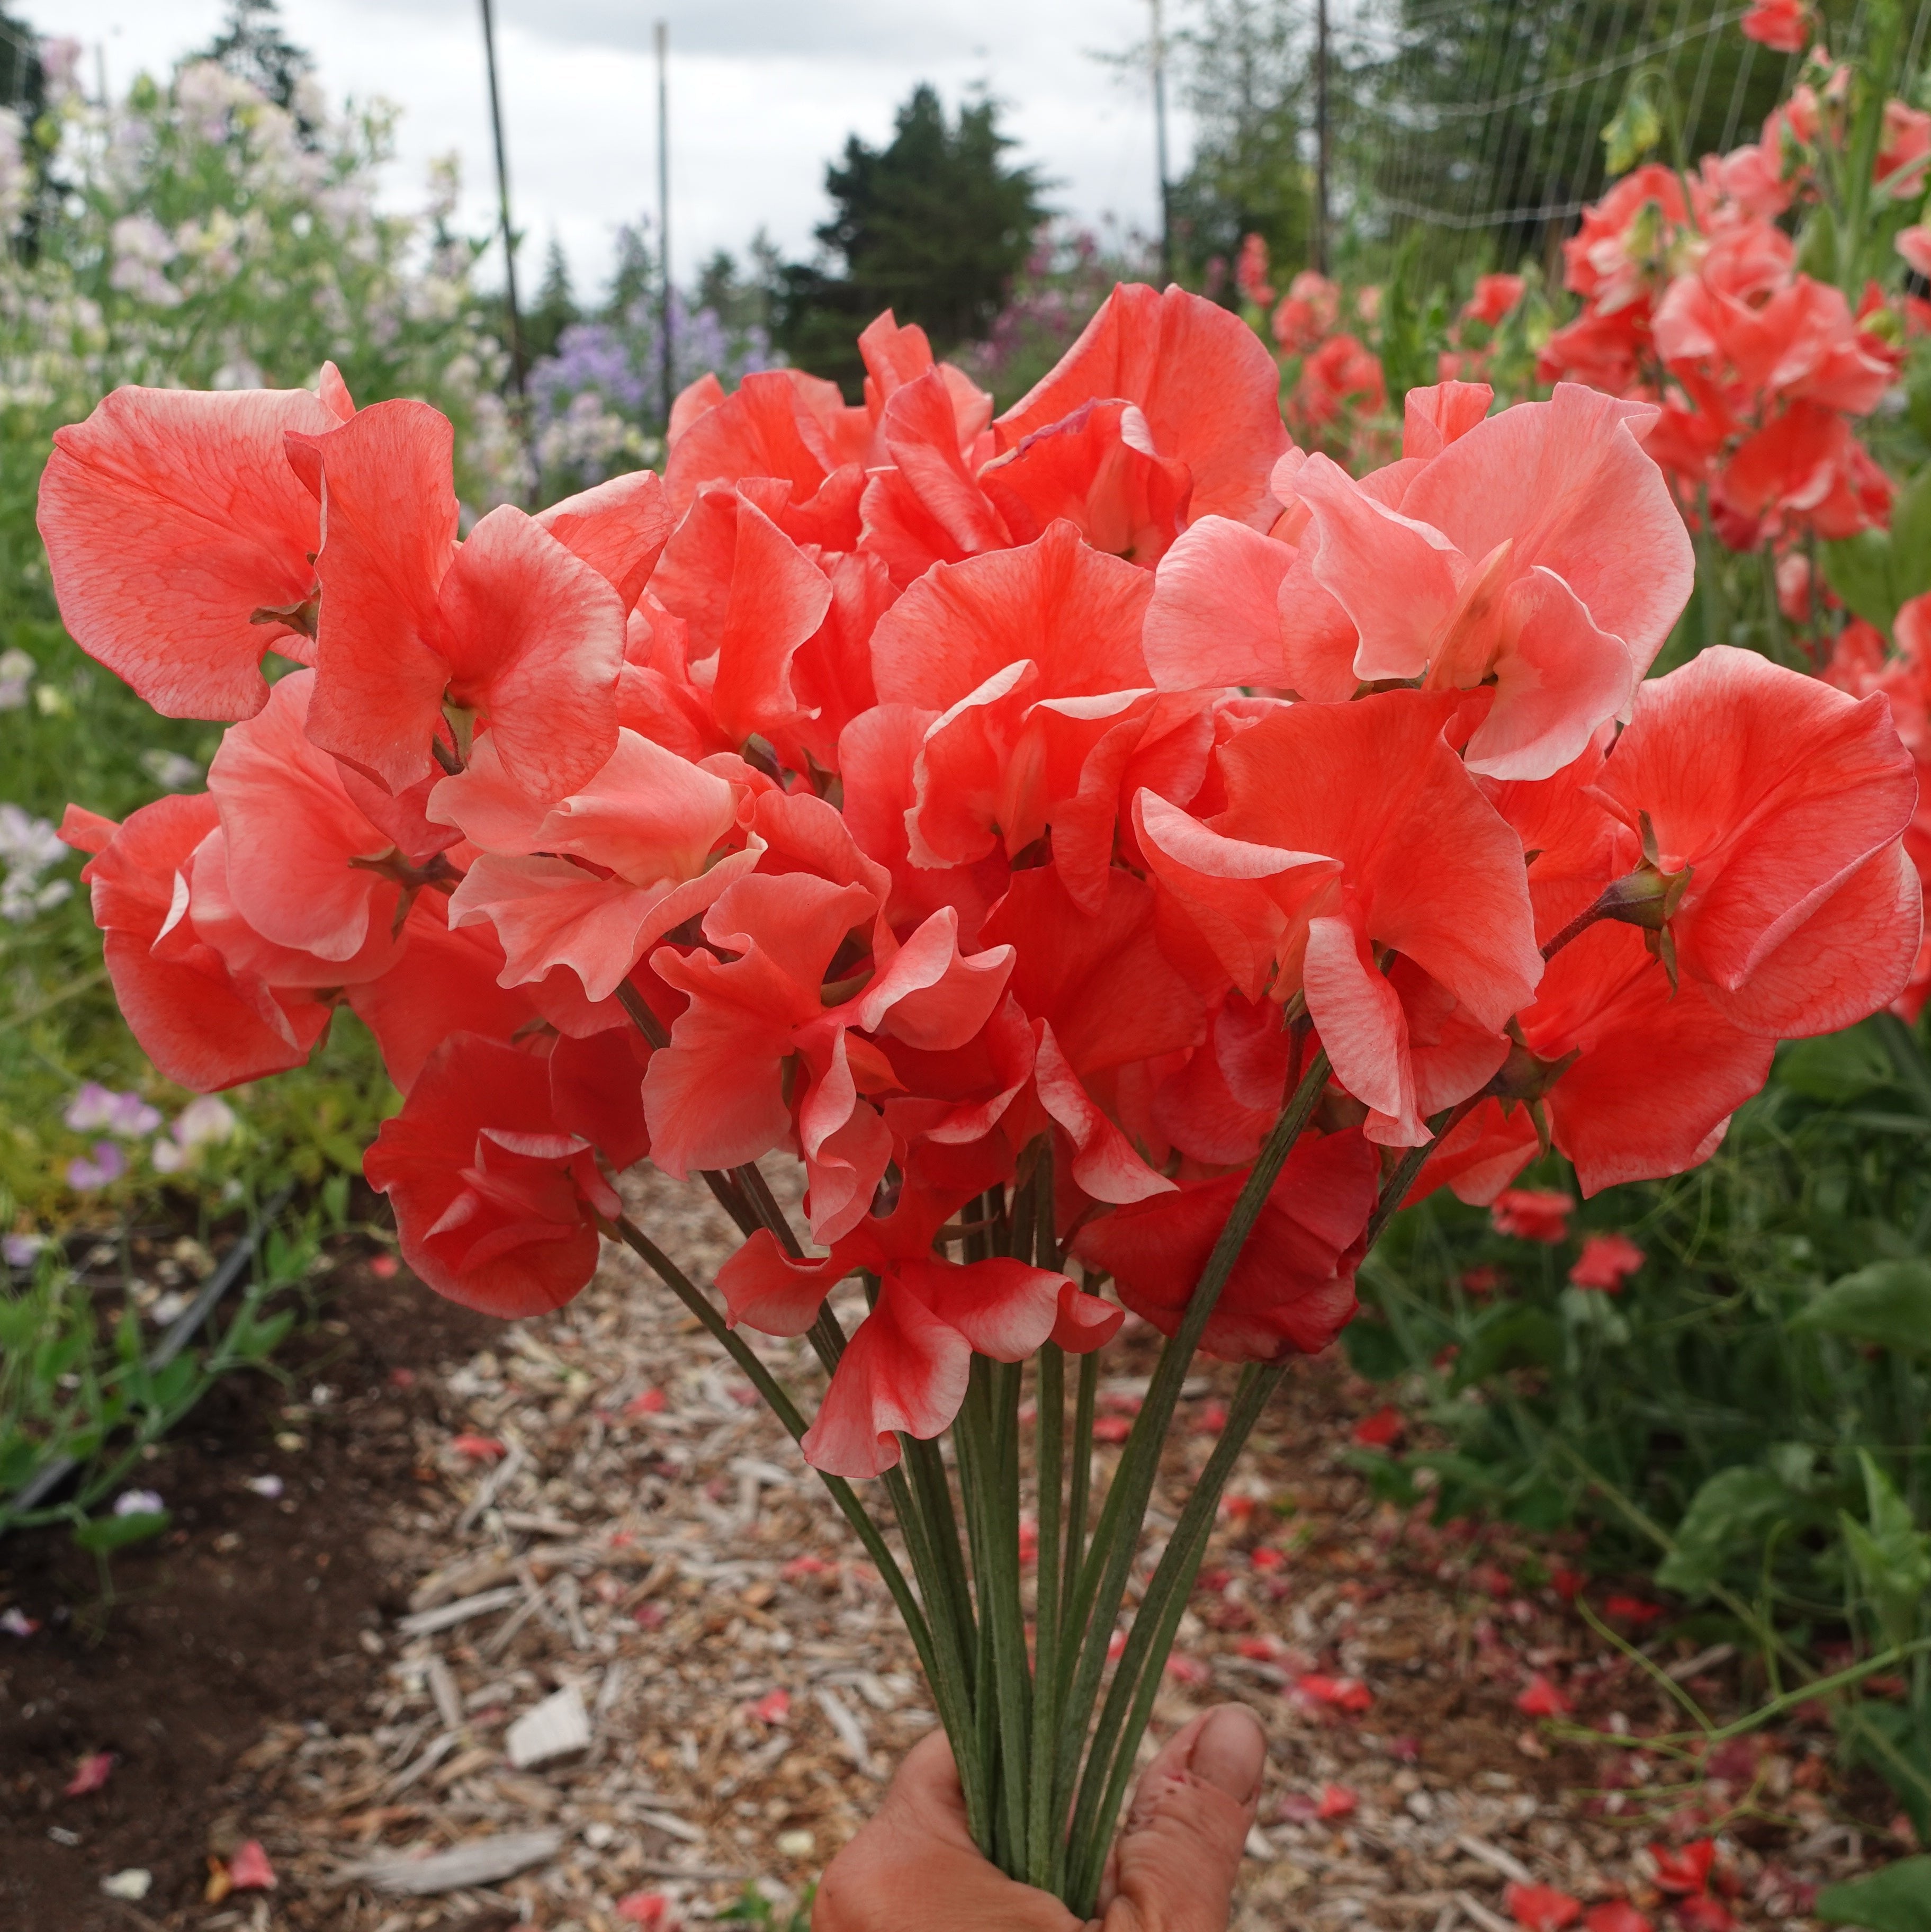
left=905, top=1435, right=977, bottom=1686
left=980, top=1356, right=1034, bottom=1866
left=1064, top=1363, right=1283, bottom=1911
left=1063, top=1338, right=1098, bottom=1642
left=1054, top=1049, right=1331, bottom=1822
left=1027, top=1338, right=1066, bottom=1886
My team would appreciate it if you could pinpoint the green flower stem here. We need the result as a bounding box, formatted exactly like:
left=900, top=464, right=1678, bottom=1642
left=949, top=1358, right=1003, bottom=1854
left=905, top=1434, right=978, bottom=1687
left=1065, top=1362, right=1285, bottom=1912
left=1054, top=1049, right=1331, bottom=1826
left=1063, top=1339, right=1099, bottom=1647
left=1027, top=1339, right=1067, bottom=1886
left=977, top=1356, right=1034, bottom=1866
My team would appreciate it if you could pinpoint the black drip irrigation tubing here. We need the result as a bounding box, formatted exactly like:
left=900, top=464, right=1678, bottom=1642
left=1, top=1185, right=295, bottom=1535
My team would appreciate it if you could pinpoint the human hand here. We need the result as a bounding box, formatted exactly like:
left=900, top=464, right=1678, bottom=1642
left=813, top=1703, right=1267, bottom=1931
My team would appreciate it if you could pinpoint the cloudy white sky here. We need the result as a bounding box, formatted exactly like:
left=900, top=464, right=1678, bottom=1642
left=20, top=0, right=1182, bottom=300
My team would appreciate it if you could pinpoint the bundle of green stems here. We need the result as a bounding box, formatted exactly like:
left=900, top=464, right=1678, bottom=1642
left=607, top=1021, right=1448, bottom=1912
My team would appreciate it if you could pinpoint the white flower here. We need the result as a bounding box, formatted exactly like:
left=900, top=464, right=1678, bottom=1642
left=0, top=803, right=71, bottom=924
left=113, top=1489, right=164, bottom=1517
left=138, top=748, right=203, bottom=790
left=174, top=1095, right=238, bottom=1149
left=0, top=646, right=32, bottom=709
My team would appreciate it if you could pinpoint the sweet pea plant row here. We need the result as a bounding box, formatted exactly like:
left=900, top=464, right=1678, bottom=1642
left=35, top=287, right=1921, bottom=1907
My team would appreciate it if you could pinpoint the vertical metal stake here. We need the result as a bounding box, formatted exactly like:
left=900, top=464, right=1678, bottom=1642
left=478, top=0, right=538, bottom=500
left=1314, top=0, right=1331, bottom=275
left=1151, top=0, right=1172, bottom=285
left=656, top=19, right=673, bottom=434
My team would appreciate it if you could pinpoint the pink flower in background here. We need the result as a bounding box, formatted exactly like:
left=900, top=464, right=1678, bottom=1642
left=1741, top=0, right=1812, bottom=53
left=1491, top=1188, right=1575, bottom=1244
left=1569, top=1231, right=1645, bottom=1290
left=66, top=1141, right=126, bottom=1190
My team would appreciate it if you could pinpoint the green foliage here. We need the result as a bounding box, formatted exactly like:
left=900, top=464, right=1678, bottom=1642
left=777, top=84, right=1046, bottom=392
left=0, top=1196, right=335, bottom=1558
left=525, top=235, right=580, bottom=362
left=1822, top=464, right=1931, bottom=638
left=1353, top=0, right=1791, bottom=284
left=1363, top=1013, right=1931, bottom=1825
left=1817, top=1857, right=1931, bottom=1932
left=194, top=0, right=315, bottom=121
left=1795, top=1262, right=1931, bottom=1356
left=717, top=1881, right=816, bottom=1929
left=1166, top=0, right=1313, bottom=290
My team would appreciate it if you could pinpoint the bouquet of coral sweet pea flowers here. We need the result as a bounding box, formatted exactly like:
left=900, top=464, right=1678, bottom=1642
left=37, top=285, right=1922, bottom=1907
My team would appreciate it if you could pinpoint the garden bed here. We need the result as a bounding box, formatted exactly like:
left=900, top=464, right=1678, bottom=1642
left=0, top=1251, right=496, bottom=1931
left=1, top=1173, right=1898, bottom=1931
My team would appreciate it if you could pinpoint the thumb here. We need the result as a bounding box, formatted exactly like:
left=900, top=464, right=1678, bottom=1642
left=1093, top=1704, right=1265, bottom=1932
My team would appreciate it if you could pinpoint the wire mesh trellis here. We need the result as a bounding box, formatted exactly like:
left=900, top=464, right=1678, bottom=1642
left=1334, top=0, right=1931, bottom=284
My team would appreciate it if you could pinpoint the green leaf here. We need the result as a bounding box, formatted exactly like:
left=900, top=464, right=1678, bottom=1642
left=1602, top=76, right=1663, bottom=174
left=1842, top=1452, right=1931, bottom=1650
left=1816, top=1857, right=1931, bottom=1932
left=1656, top=1466, right=1798, bottom=1596
left=1344, top=1447, right=1420, bottom=1506
left=1452, top=1306, right=1562, bottom=1387
left=1892, top=468, right=1931, bottom=605
left=1341, top=1317, right=1409, bottom=1382
left=71, top=1508, right=170, bottom=1553
left=1822, top=530, right=1900, bottom=634
left=1793, top=1262, right=1931, bottom=1355
left=1780, top=1025, right=1897, bottom=1103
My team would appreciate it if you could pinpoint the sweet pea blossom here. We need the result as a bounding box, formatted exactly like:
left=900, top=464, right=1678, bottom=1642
left=1491, top=1188, right=1575, bottom=1244
left=33, top=283, right=1919, bottom=1480
left=65, top=1083, right=162, bottom=1137
left=66, top=1141, right=127, bottom=1191
left=1569, top=1231, right=1645, bottom=1290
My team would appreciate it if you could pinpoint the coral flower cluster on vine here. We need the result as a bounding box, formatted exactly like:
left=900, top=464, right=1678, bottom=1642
left=38, top=280, right=1921, bottom=1479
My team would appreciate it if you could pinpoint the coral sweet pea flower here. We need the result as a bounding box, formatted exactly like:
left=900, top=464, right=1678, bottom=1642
left=1417, top=918, right=1779, bottom=1203
left=1741, top=0, right=1811, bottom=52
left=364, top=1033, right=616, bottom=1318
left=441, top=729, right=765, bottom=1001
left=867, top=521, right=1213, bottom=912
left=992, top=283, right=1289, bottom=531
left=207, top=669, right=453, bottom=965
left=719, top=1185, right=1117, bottom=1478
left=1136, top=690, right=1542, bottom=1145
left=57, top=797, right=335, bottom=1092
left=1592, top=646, right=1921, bottom=1036
left=1570, top=1231, right=1644, bottom=1291
left=1072, top=1127, right=1378, bottom=1360
left=644, top=872, right=1014, bottom=1241
left=980, top=861, right=1207, bottom=1201
left=1287, top=384, right=1693, bottom=777
left=36, top=370, right=352, bottom=720
left=289, top=400, right=627, bottom=798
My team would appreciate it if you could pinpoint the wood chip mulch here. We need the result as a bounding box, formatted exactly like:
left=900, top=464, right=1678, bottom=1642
left=196, top=1168, right=1900, bottom=1931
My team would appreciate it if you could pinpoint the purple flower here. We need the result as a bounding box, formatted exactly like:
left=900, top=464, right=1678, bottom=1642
left=66, top=1141, right=127, bottom=1190
left=65, top=1084, right=161, bottom=1138
left=3, top=1232, right=43, bottom=1268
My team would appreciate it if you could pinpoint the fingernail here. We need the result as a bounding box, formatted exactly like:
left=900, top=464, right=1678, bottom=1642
left=1188, top=1704, right=1266, bottom=1805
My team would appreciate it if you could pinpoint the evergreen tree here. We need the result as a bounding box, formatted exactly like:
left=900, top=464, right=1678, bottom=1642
left=197, top=0, right=315, bottom=119
left=526, top=236, right=579, bottom=361
left=778, top=84, right=1046, bottom=395
left=0, top=5, right=42, bottom=117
